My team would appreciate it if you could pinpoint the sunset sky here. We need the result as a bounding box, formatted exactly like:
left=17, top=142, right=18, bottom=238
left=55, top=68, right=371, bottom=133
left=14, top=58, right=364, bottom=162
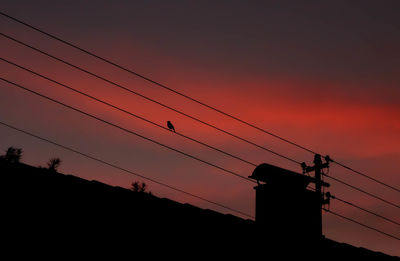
left=1, top=0, right=399, bottom=256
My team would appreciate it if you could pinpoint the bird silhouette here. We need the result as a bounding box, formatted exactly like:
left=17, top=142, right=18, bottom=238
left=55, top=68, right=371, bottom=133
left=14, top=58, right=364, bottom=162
left=167, top=121, right=175, bottom=132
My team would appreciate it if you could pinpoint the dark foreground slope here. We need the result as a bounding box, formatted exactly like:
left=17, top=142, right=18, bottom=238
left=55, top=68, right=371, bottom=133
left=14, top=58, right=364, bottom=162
left=1, top=159, right=398, bottom=260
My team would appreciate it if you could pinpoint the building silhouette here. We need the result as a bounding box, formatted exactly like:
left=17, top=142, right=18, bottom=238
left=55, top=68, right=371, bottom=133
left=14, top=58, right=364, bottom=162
left=1, top=158, right=398, bottom=259
left=249, top=163, right=329, bottom=242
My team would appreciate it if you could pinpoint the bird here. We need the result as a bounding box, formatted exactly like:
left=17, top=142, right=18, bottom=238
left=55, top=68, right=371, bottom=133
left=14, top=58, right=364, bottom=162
left=167, top=121, right=175, bottom=132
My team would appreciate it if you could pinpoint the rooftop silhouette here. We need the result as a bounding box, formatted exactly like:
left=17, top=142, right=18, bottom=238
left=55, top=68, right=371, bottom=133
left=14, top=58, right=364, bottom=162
left=1, top=158, right=398, bottom=259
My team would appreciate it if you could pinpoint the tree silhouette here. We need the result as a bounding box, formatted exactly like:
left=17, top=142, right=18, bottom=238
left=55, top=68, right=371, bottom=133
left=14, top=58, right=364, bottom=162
left=1, top=146, right=23, bottom=163
left=47, top=157, right=62, bottom=172
left=130, top=181, right=148, bottom=193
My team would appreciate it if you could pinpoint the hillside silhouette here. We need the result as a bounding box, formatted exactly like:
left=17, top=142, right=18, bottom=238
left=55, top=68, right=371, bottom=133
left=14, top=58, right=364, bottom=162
left=1, top=158, right=398, bottom=259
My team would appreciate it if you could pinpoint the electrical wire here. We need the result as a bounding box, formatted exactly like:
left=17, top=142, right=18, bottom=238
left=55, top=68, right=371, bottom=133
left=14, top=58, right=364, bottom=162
left=2, top=10, right=399, bottom=195
left=0, top=120, right=254, bottom=219
left=2, top=11, right=400, bottom=245
left=306, top=182, right=399, bottom=227
left=0, top=10, right=317, bottom=155
left=278, top=182, right=400, bottom=241
left=0, top=57, right=258, bottom=168
left=0, top=77, right=255, bottom=183
left=323, top=208, right=400, bottom=241
left=4, top=60, right=400, bottom=223
left=333, top=196, right=400, bottom=227
left=332, top=160, right=400, bottom=193
left=2, top=11, right=400, bottom=216
left=324, top=174, right=400, bottom=209
left=1, top=76, right=398, bottom=242
left=0, top=32, right=301, bottom=166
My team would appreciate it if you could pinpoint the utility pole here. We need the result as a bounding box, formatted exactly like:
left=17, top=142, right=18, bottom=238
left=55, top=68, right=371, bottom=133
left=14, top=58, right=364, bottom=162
left=314, top=154, right=323, bottom=237
left=302, top=154, right=331, bottom=238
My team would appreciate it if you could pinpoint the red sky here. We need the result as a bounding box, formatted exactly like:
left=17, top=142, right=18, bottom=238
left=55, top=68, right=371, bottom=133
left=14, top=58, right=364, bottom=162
left=1, top=0, right=399, bottom=256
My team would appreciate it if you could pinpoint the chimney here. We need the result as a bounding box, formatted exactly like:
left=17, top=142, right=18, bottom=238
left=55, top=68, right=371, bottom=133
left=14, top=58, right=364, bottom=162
left=249, top=163, right=329, bottom=241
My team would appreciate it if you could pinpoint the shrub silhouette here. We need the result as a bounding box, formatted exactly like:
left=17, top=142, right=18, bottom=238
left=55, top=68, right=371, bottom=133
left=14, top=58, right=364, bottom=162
left=47, top=157, right=62, bottom=172
left=130, top=181, right=148, bottom=193
left=1, top=146, right=23, bottom=163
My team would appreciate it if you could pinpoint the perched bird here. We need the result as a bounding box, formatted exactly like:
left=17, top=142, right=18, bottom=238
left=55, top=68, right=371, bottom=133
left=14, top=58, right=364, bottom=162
left=167, top=121, right=175, bottom=132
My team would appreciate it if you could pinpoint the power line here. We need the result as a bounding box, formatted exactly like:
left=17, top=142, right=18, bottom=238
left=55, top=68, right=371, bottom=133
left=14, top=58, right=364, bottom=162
left=2, top=12, right=399, bottom=195
left=1, top=122, right=398, bottom=247
left=0, top=32, right=301, bottom=166
left=2, top=122, right=398, bottom=238
left=0, top=120, right=254, bottom=219
left=324, top=174, right=400, bottom=209
left=0, top=10, right=317, bottom=156
left=333, top=196, right=400, bottom=227
left=2, top=11, right=399, bottom=244
left=4, top=121, right=398, bottom=239
left=4, top=61, right=399, bottom=222
left=332, top=160, right=400, bottom=193
left=261, top=179, right=400, bottom=241
left=1, top=81, right=398, bottom=246
left=2, top=21, right=398, bottom=197
left=304, top=183, right=399, bottom=227
left=2, top=11, right=399, bottom=198
left=323, top=208, right=400, bottom=241
left=1, top=57, right=258, bottom=168
left=3, top=122, right=398, bottom=247
left=5, top=65, right=400, bottom=226
left=0, top=77, right=255, bottom=183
